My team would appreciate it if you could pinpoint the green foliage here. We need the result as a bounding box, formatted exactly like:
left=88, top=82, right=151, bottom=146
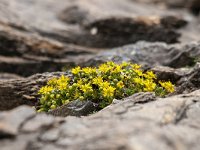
left=37, top=62, right=175, bottom=112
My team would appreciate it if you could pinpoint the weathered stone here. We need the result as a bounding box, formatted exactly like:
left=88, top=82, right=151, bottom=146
left=151, top=65, right=191, bottom=83
left=48, top=100, right=99, bottom=117
left=0, top=72, right=66, bottom=110
left=39, top=128, right=60, bottom=142
left=86, top=41, right=199, bottom=68
left=176, top=63, right=200, bottom=94
left=0, top=73, right=24, bottom=80
left=0, top=106, right=35, bottom=138
left=21, top=114, right=55, bottom=132
left=0, top=0, right=199, bottom=78
left=0, top=0, right=200, bottom=149
left=1, top=41, right=200, bottom=110
left=132, top=0, right=200, bottom=14
left=0, top=21, right=97, bottom=76
left=0, top=89, right=200, bottom=150
left=0, top=0, right=189, bottom=49
left=83, top=17, right=181, bottom=48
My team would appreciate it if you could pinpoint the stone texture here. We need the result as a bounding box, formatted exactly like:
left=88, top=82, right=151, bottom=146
left=176, top=63, right=200, bottom=94
left=0, top=0, right=199, bottom=77
left=21, top=114, right=55, bottom=132
left=0, top=72, right=66, bottom=110
left=0, top=0, right=187, bottom=49
left=0, top=21, right=96, bottom=76
left=0, top=106, right=35, bottom=138
left=0, top=0, right=200, bottom=149
left=48, top=100, right=99, bottom=117
left=132, top=0, right=200, bottom=15
left=86, top=41, right=200, bottom=68
left=0, top=90, right=200, bottom=150
left=1, top=41, right=200, bottom=110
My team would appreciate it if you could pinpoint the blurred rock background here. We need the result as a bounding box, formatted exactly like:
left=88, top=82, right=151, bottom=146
left=0, top=0, right=200, bottom=150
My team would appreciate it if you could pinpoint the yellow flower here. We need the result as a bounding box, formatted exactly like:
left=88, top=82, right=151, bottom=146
left=99, top=64, right=110, bottom=73
left=38, top=61, right=175, bottom=112
left=77, top=79, right=84, bottom=87
left=134, top=69, right=143, bottom=76
left=144, top=71, right=157, bottom=79
left=100, top=81, right=110, bottom=88
left=56, top=75, right=70, bottom=90
left=106, top=61, right=115, bottom=66
left=57, top=75, right=70, bottom=83
left=102, top=86, right=116, bottom=98
left=143, top=80, right=156, bottom=92
left=159, top=81, right=175, bottom=93
left=71, top=66, right=81, bottom=75
left=82, top=67, right=96, bottom=74
left=120, top=62, right=130, bottom=67
left=74, top=91, right=81, bottom=99
left=58, top=82, right=68, bottom=90
left=93, top=76, right=103, bottom=85
left=131, top=64, right=141, bottom=70
left=47, top=77, right=58, bottom=86
left=117, top=81, right=124, bottom=89
left=113, top=65, right=121, bottom=73
left=80, top=83, right=93, bottom=93
left=38, top=86, right=53, bottom=94
left=133, top=77, right=144, bottom=85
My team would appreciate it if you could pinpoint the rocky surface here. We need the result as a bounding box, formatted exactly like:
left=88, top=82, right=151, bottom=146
left=0, top=0, right=199, bottom=76
left=0, top=0, right=200, bottom=149
left=85, top=41, right=200, bottom=70
left=1, top=91, right=200, bottom=150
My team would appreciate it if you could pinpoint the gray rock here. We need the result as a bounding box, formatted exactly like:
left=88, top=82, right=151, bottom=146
left=176, top=62, right=200, bottom=94
left=48, top=100, right=98, bottom=117
left=0, top=0, right=189, bottom=50
left=0, top=22, right=95, bottom=76
left=39, top=128, right=60, bottom=142
left=0, top=72, right=67, bottom=110
left=1, top=90, right=200, bottom=150
left=0, top=106, right=35, bottom=138
left=21, top=114, right=55, bottom=132
left=86, top=41, right=199, bottom=68
left=0, top=0, right=200, bottom=149
left=151, top=65, right=191, bottom=83
left=0, top=0, right=199, bottom=77
left=133, top=0, right=200, bottom=15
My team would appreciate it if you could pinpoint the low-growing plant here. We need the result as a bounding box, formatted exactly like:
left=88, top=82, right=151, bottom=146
left=37, top=62, right=175, bottom=112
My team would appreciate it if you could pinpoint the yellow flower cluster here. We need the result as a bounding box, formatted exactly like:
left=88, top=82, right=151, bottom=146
left=159, top=81, right=175, bottom=93
left=37, top=62, right=175, bottom=112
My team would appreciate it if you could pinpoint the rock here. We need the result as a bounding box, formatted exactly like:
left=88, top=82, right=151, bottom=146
left=39, top=128, right=60, bottom=142
left=86, top=41, right=199, bottom=68
left=83, top=17, right=181, bottom=48
left=48, top=100, right=99, bottom=117
left=0, top=41, right=200, bottom=111
left=151, top=65, right=191, bottom=83
left=0, top=0, right=199, bottom=77
left=0, top=90, right=200, bottom=149
left=0, top=55, right=76, bottom=77
left=58, top=0, right=190, bottom=47
left=0, top=0, right=200, bottom=149
left=1, top=40, right=200, bottom=111
left=59, top=0, right=187, bottom=25
left=0, top=72, right=98, bottom=117
left=0, top=0, right=189, bottom=49
left=21, top=114, right=55, bottom=132
left=0, top=106, right=35, bottom=138
left=133, top=0, right=200, bottom=14
left=0, top=73, right=24, bottom=80
left=176, top=63, right=200, bottom=94
left=0, top=21, right=96, bottom=76
left=0, top=72, right=66, bottom=110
